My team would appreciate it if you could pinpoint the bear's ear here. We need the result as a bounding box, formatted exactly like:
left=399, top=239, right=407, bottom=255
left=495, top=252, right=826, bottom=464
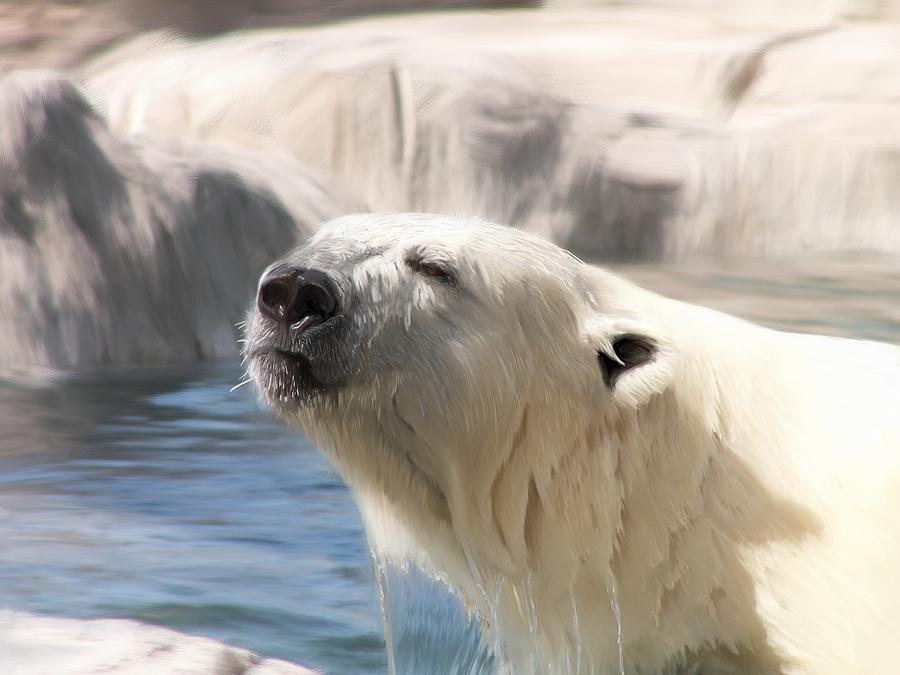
left=584, top=316, right=675, bottom=408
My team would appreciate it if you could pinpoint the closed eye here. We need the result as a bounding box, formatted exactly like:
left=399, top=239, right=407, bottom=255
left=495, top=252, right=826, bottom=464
left=405, top=256, right=456, bottom=285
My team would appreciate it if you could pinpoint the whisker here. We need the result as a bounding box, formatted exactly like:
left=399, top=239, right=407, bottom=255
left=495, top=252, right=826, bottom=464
left=230, top=378, right=255, bottom=392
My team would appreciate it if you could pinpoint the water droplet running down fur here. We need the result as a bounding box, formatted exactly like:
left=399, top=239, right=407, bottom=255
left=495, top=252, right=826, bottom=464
left=608, top=582, right=626, bottom=675
left=374, top=553, right=398, bottom=675
left=571, top=594, right=583, bottom=675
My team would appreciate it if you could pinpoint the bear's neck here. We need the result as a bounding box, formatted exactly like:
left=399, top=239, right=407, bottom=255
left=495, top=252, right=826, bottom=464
left=308, top=382, right=797, bottom=673
left=458, top=383, right=811, bottom=674
left=452, top=391, right=763, bottom=673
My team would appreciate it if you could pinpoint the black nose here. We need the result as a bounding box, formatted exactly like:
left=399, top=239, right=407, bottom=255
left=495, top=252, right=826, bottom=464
left=257, top=267, right=339, bottom=332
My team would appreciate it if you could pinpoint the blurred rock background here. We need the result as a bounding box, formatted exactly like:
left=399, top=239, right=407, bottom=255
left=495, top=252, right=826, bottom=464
left=1, top=0, right=536, bottom=68
left=2, top=0, right=900, bottom=363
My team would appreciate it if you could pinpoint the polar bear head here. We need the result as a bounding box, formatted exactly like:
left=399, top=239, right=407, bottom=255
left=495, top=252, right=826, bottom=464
left=246, top=213, right=676, bottom=552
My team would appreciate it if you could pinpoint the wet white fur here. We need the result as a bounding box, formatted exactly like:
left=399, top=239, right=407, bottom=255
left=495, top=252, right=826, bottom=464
left=269, top=214, right=900, bottom=674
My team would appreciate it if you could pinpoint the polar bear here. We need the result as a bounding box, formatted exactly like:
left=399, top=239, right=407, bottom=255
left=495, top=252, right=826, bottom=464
left=246, top=213, right=900, bottom=674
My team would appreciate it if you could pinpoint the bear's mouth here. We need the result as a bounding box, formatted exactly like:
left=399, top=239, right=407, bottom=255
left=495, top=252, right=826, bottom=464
left=249, top=345, right=327, bottom=404
left=252, top=347, right=310, bottom=367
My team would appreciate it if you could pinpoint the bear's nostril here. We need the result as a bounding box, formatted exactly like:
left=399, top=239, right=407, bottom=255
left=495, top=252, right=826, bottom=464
left=256, top=267, right=339, bottom=330
left=301, top=281, right=336, bottom=319
left=259, top=279, right=291, bottom=318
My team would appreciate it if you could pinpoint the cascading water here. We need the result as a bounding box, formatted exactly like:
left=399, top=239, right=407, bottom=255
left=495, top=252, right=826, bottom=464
left=370, top=552, right=496, bottom=674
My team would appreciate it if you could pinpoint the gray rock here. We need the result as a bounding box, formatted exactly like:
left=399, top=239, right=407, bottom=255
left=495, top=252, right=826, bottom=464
left=0, top=71, right=347, bottom=370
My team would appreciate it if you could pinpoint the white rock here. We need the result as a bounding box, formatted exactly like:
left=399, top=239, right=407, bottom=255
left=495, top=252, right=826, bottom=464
left=83, top=12, right=900, bottom=260
left=0, top=610, right=317, bottom=675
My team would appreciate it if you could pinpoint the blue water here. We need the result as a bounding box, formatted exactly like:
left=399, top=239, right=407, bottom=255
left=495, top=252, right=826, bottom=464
left=0, top=364, right=377, bottom=672
left=0, top=363, right=488, bottom=674
left=2, top=254, right=899, bottom=674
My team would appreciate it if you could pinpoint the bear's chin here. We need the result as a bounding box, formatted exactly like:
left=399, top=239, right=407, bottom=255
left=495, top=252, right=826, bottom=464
left=250, top=349, right=328, bottom=407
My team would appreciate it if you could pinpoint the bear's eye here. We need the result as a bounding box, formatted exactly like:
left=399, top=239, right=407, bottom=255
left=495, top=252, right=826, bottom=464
left=405, top=257, right=455, bottom=284
left=598, top=335, right=656, bottom=387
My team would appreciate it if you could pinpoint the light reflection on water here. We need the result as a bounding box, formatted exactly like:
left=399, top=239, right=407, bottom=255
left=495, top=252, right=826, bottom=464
left=1, top=252, right=899, bottom=674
